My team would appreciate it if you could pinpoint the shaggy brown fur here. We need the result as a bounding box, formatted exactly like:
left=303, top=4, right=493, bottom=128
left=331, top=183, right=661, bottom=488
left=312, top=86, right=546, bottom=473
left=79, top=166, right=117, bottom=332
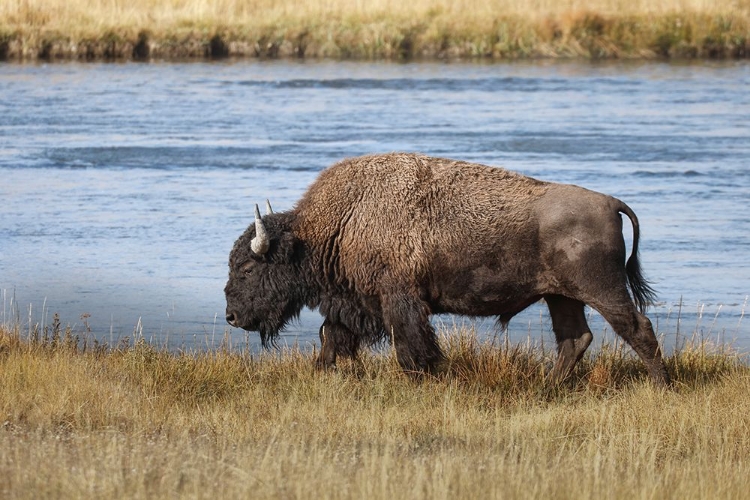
left=225, top=153, right=670, bottom=386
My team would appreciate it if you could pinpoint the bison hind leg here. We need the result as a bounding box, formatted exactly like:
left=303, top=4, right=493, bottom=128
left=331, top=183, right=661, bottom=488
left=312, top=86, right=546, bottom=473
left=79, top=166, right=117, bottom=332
left=316, top=318, right=361, bottom=370
left=546, top=295, right=594, bottom=384
left=593, top=300, right=671, bottom=387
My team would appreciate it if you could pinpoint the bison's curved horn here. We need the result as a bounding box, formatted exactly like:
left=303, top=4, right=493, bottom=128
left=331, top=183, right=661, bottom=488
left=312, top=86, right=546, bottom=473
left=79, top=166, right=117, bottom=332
left=251, top=204, right=270, bottom=255
left=265, top=199, right=273, bottom=215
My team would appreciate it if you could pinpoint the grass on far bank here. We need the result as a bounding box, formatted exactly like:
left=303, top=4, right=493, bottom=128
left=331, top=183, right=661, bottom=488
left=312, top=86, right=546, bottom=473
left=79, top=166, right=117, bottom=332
left=1, top=0, right=749, bottom=61
left=1, top=319, right=749, bottom=499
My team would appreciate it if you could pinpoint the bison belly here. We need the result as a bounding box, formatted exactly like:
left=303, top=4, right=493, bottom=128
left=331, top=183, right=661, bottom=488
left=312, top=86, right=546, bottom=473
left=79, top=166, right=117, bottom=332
left=427, top=264, right=542, bottom=317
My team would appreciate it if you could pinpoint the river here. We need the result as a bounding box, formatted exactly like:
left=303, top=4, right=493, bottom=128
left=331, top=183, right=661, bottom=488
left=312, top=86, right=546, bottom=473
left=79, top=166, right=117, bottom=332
left=1, top=60, right=748, bottom=351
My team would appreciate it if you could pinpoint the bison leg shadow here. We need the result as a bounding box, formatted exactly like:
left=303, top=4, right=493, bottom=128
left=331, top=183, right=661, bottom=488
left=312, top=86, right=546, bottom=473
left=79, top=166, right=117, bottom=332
left=382, top=294, right=443, bottom=376
left=316, top=319, right=361, bottom=369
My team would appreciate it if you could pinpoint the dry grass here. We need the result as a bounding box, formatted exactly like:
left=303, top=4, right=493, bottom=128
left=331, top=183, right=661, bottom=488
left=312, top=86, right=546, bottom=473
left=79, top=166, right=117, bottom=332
left=1, top=320, right=749, bottom=499
left=1, top=0, right=749, bottom=60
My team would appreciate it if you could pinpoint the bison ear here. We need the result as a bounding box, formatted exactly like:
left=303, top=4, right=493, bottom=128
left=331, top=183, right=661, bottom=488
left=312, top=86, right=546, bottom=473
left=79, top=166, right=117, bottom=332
left=251, top=204, right=270, bottom=255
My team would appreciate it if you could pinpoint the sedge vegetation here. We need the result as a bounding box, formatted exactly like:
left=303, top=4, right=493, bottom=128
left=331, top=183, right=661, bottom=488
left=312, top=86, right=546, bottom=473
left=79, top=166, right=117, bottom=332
left=0, top=0, right=749, bottom=60
left=1, top=319, right=749, bottom=499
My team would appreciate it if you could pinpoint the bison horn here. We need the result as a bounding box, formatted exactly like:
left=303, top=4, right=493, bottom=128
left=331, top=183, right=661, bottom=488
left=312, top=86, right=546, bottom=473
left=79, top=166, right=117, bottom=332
left=265, top=199, right=273, bottom=215
left=251, top=204, right=270, bottom=255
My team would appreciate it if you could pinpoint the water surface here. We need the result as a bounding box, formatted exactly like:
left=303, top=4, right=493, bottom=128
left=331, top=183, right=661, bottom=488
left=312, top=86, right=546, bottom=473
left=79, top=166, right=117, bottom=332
left=1, top=60, right=748, bottom=350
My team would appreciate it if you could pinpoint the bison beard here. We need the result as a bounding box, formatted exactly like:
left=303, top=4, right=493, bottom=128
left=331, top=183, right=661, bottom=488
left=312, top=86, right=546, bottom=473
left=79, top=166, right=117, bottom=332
left=224, top=153, right=671, bottom=386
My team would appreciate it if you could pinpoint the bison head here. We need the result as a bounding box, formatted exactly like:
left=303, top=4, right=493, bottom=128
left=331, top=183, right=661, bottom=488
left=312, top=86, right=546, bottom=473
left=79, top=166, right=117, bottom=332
left=224, top=203, right=308, bottom=346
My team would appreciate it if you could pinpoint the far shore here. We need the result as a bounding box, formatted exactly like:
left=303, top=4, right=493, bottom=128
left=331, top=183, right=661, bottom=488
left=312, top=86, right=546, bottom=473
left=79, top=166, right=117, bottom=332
left=1, top=0, right=749, bottom=61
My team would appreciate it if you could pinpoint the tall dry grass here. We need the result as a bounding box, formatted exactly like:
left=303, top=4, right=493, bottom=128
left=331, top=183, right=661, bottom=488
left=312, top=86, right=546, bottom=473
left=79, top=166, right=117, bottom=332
left=1, top=320, right=748, bottom=499
left=1, top=0, right=749, bottom=59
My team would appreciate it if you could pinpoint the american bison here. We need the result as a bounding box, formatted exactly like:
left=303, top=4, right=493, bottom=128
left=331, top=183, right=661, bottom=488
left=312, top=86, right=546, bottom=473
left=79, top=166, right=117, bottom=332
left=225, top=153, right=670, bottom=386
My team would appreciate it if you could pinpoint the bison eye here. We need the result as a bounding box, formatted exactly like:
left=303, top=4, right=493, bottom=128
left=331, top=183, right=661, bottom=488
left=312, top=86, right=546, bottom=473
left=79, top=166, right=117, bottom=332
left=240, top=262, right=254, bottom=274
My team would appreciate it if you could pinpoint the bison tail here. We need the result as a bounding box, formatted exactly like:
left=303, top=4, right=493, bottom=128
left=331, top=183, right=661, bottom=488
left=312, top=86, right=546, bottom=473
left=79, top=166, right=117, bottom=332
left=626, top=253, right=657, bottom=314
left=618, top=201, right=658, bottom=313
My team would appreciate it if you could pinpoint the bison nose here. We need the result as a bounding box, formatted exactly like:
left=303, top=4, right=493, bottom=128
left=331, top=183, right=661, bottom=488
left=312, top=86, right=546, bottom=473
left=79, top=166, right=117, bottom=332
left=226, top=311, right=237, bottom=327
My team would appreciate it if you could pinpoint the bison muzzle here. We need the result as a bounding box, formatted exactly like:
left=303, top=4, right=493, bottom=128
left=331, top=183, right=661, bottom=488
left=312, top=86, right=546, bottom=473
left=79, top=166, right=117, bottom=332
left=224, top=153, right=671, bottom=386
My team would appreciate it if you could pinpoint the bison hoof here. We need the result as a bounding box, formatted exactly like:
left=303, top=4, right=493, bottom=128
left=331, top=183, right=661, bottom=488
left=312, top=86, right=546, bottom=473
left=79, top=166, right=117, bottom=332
left=315, top=357, right=336, bottom=371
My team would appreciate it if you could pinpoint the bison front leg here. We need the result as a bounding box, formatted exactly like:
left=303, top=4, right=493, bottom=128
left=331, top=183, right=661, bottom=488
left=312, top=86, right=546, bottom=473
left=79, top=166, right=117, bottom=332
left=316, top=318, right=360, bottom=370
left=381, top=294, right=443, bottom=376
left=546, top=295, right=594, bottom=384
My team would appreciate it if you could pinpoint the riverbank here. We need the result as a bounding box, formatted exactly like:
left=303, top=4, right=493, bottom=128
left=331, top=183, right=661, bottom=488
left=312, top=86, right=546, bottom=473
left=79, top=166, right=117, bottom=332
left=1, top=0, right=749, bottom=61
left=1, top=322, right=748, bottom=498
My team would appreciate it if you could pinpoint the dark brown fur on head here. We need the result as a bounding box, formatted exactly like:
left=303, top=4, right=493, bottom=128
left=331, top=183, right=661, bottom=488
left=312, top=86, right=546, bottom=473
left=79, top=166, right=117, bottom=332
left=224, top=212, right=311, bottom=346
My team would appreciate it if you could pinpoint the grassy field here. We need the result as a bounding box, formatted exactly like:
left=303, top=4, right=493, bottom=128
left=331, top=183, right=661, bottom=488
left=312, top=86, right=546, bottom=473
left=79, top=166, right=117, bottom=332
left=1, top=320, right=749, bottom=499
left=1, top=0, right=749, bottom=60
